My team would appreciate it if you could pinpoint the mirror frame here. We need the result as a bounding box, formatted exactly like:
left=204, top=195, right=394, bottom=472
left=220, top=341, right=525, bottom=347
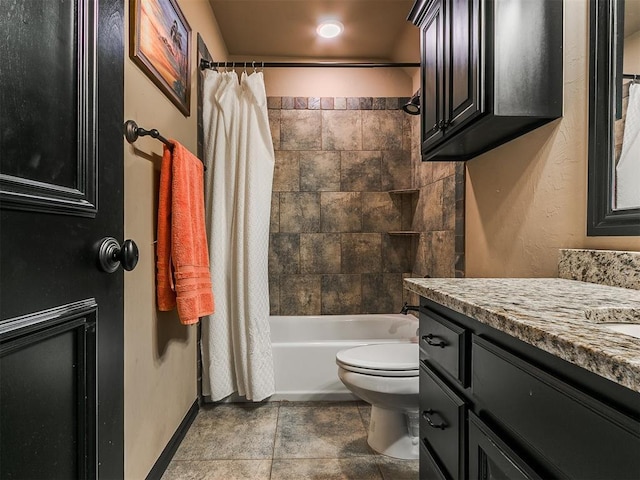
left=587, top=0, right=640, bottom=236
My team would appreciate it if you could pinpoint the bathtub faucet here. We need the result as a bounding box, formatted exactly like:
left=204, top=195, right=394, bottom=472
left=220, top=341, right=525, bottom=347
left=400, top=302, right=420, bottom=315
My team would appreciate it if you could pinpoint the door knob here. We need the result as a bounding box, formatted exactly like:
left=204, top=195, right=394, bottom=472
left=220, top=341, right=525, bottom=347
left=97, top=237, right=139, bottom=273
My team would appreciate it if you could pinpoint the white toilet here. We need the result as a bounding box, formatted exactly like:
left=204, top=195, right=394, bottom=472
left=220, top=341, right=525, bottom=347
left=336, top=343, right=419, bottom=460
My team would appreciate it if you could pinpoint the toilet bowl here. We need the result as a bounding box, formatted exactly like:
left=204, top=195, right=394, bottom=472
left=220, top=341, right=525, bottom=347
left=336, top=343, right=419, bottom=460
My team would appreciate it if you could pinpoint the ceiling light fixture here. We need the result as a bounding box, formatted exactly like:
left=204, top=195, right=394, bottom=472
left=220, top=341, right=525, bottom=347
left=317, top=20, right=344, bottom=39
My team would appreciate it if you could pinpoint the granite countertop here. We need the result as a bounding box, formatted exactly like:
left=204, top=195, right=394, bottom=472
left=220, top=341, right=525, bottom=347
left=404, top=278, right=640, bottom=393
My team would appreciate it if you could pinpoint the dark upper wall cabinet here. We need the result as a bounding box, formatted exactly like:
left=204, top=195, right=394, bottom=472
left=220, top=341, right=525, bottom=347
left=408, top=0, right=563, bottom=162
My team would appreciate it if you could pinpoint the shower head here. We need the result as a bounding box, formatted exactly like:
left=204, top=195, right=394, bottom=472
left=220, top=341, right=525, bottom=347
left=402, top=90, right=421, bottom=115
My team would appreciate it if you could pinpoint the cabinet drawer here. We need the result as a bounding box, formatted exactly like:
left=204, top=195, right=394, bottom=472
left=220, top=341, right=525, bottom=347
left=420, top=364, right=466, bottom=480
left=473, top=336, right=640, bottom=479
left=420, top=310, right=468, bottom=386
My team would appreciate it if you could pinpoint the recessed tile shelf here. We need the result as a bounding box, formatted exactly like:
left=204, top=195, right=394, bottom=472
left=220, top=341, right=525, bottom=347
left=388, top=188, right=420, bottom=195
left=387, top=189, right=419, bottom=236
left=388, top=231, right=421, bottom=236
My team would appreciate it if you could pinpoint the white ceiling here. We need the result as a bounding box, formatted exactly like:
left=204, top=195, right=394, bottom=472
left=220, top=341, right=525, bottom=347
left=208, top=0, right=419, bottom=61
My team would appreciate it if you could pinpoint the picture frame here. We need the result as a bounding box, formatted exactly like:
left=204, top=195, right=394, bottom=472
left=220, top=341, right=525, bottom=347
left=130, top=0, right=191, bottom=116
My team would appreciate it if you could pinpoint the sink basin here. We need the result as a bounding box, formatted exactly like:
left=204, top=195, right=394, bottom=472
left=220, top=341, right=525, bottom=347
left=602, top=323, right=640, bottom=340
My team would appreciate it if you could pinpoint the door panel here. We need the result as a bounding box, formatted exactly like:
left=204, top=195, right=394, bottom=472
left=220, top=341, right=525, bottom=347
left=0, top=301, right=97, bottom=480
left=446, top=0, right=482, bottom=131
left=421, top=0, right=445, bottom=152
left=0, top=0, right=96, bottom=216
left=0, top=0, right=124, bottom=478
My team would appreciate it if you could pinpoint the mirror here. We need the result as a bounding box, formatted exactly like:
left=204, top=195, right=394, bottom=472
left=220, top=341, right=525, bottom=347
left=588, top=0, right=640, bottom=236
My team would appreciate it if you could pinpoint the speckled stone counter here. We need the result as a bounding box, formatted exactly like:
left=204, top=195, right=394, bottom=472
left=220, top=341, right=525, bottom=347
left=558, top=249, right=640, bottom=290
left=404, top=277, right=640, bottom=392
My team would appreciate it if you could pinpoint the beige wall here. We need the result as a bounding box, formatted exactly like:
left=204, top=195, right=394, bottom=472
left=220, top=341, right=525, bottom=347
left=262, top=66, right=416, bottom=97
left=625, top=30, right=640, bottom=74
left=123, top=1, right=227, bottom=478
left=465, top=0, right=640, bottom=278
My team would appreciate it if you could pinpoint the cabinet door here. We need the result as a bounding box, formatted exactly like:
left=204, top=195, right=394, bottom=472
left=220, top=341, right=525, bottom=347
left=445, top=0, right=482, bottom=132
left=421, top=0, right=446, bottom=152
left=420, top=441, right=448, bottom=480
left=473, top=336, right=640, bottom=479
left=468, top=413, right=541, bottom=480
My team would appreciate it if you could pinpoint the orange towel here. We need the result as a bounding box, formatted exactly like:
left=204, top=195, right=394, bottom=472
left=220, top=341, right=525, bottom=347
left=156, top=141, right=214, bottom=325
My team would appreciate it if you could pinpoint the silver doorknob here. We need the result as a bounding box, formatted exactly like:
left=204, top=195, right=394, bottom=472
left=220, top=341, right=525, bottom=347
left=97, top=237, right=139, bottom=273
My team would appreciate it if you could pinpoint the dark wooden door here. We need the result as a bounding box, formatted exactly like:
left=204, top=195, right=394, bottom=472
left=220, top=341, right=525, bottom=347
left=0, top=0, right=125, bottom=478
left=420, top=0, right=446, bottom=153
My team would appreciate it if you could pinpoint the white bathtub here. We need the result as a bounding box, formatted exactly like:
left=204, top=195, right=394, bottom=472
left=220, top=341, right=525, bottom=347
left=269, top=314, right=418, bottom=401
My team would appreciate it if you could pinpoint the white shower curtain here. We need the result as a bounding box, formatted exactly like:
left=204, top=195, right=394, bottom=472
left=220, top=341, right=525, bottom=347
left=201, top=69, right=275, bottom=401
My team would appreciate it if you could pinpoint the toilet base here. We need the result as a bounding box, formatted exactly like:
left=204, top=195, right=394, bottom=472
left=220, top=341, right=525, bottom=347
left=367, top=405, right=419, bottom=460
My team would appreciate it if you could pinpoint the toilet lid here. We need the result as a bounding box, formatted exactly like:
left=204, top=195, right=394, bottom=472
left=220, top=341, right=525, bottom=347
left=336, top=343, right=418, bottom=377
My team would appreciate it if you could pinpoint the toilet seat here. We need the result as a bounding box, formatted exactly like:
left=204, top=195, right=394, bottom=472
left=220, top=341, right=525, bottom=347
left=336, top=343, right=418, bottom=378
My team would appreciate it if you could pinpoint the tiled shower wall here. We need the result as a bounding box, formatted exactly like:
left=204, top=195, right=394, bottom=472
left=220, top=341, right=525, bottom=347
left=409, top=116, right=465, bottom=281
left=267, top=97, right=464, bottom=316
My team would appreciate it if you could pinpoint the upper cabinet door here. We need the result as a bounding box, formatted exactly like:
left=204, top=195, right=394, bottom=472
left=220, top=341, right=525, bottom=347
left=421, top=0, right=446, bottom=151
left=445, top=0, right=482, bottom=132
left=409, top=0, right=563, bottom=161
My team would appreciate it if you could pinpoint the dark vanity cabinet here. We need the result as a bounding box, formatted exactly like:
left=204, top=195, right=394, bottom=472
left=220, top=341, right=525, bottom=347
left=408, top=0, right=563, bottom=161
left=467, top=412, right=540, bottom=480
left=417, top=299, right=640, bottom=480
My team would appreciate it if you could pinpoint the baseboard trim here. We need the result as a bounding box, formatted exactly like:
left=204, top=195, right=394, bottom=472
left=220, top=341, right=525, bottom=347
left=145, top=399, right=199, bottom=480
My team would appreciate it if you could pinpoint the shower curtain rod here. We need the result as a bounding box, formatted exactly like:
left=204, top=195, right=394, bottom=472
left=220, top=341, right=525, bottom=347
left=199, top=59, right=419, bottom=70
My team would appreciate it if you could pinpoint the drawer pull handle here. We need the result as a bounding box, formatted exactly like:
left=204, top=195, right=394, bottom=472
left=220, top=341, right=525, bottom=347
left=423, top=409, right=447, bottom=430
left=423, top=334, right=446, bottom=348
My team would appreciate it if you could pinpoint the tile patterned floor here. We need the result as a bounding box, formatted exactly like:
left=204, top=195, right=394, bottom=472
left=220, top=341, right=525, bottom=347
left=162, top=402, right=419, bottom=480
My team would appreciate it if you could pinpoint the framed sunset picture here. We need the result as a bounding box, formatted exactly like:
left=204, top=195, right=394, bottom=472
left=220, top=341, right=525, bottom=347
left=130, top=0, right=191, bottom=116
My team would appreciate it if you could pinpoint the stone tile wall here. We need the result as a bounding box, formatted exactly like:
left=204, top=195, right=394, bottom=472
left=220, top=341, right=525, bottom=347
left=410, top=115, right=465, bottom=278
left=267, top=97, right=464, bottom=316
left=268, top=97, right=415, bottom=316
left=405, top=116, right=465, bottom=307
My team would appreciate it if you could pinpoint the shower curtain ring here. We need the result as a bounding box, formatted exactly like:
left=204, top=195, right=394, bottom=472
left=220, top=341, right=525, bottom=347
left=252, top=61, right=256, bottom=73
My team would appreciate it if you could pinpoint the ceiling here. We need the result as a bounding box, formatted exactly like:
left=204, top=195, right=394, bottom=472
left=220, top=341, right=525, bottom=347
left=208, top=0, right=418, bottom=61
